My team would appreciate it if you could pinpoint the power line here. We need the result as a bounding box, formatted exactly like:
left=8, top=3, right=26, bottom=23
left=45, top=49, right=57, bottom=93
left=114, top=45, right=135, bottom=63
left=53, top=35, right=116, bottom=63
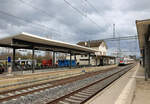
left=19, top=0, right=53, bottom=19
left=83, top=0, right=99, bottom=13
left=63, top=0, right=102, bottom=30
left=113, top=24, right=115, bottom=38
left=64, top=0, right=86, bottom=17
left=0, top=10, right=44, bottom=30
left=89, top=35, right=138, bottom=42
left=20, top=0, right=102, bottom=36
left=19, top=0, right=107, bottom=37
left=18, top=0, right=77, bottom=36
left=83, top=0, right=108, bottom=23
left=0, top=10, right=58, bottom=32
left=0, top=9, right=77, bottom=38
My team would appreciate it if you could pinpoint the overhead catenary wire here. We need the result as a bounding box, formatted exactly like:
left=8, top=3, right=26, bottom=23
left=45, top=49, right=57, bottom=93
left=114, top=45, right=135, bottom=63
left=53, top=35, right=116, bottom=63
left=0, top=10, right=57, bottom=32
left=0, top=9, right=77, bottom=38
left=19, top=0, right=111, bottom=37
left=83, top=0, right=99, bottom=13
left=18, top=0, right=78, bottom=37
left=63, top=0, right=102, bottom=30
left=19, top=0, right=53, bottom=18
left=89, top=35, right=138, bottom=42
left=82, top=0, right=108, bottom=23
left=0, top=10, right=45, bottom=30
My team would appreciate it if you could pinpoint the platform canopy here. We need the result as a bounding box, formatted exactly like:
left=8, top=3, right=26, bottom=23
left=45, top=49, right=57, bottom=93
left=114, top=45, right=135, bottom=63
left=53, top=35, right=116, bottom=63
left=0, top=32, right=97, bottom=55
left=136, top=19, right=150, bottom=50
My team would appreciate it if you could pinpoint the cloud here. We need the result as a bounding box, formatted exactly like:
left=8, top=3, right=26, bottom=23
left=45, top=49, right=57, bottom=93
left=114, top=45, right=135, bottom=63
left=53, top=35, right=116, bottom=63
left=0, top=0, right=147, bottom=56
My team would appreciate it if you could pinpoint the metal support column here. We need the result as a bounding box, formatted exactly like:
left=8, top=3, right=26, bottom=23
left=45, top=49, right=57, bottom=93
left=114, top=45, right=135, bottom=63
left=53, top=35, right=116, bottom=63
left=148, top=47, right=150, bottom=78
left=53, top=51, right=55, bottom=67
left=70, top=52, right=72, bottom=69
left=88, top=53, right=90, bottom=66
left=96, top=56, right=97, bottom=66
left=32, top=48, right=35, bottom=73
left=74, top=55, right=76, bottom=61
left=143, top=49, right=145, bottom=67
left=144, top=45, right=150, bottom=80
left=74, top=54, right=77, bottom=66
left=12, top=48, right=16, bottom=71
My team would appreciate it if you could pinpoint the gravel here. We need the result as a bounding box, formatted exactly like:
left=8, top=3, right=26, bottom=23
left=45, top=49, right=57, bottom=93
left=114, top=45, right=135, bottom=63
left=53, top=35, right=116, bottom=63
left=3, top=66, right=130, bottom=104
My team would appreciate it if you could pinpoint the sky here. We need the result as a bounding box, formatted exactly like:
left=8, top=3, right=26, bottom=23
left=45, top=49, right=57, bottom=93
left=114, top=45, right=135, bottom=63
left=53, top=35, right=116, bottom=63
left=0, top=0, right=149, bottom=56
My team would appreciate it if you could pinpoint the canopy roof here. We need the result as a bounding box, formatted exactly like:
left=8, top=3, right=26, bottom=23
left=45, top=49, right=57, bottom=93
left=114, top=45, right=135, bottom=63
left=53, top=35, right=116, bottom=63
left=0, top=32, right=97, bottom=54
left=136, top=19, right=150, bottom=49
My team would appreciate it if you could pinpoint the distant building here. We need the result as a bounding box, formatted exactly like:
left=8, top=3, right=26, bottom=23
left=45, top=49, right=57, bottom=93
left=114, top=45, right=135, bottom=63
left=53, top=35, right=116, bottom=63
left=66, top=40, right=110, bottom=66
left=76, top=41, right=108, bottom=65
left=77, top=40, right=108, bottom=56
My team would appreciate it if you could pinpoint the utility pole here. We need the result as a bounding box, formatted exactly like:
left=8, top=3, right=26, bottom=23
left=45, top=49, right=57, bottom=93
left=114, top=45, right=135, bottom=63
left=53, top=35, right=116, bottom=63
left=113, top=24, right=115, bottom=38
left=113, top=24, right=117, bottom=57
left=118, top=33, right=121, bottom=57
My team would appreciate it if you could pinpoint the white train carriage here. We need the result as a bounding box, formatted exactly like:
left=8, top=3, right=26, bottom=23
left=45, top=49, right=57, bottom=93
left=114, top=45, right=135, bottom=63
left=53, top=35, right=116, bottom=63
left=119, top=57, right=134, bottom=66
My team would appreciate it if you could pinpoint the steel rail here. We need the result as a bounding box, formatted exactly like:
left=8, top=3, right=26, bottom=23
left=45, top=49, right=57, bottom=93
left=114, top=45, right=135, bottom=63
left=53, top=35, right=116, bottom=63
left=46, top=63, right=136, bottom=104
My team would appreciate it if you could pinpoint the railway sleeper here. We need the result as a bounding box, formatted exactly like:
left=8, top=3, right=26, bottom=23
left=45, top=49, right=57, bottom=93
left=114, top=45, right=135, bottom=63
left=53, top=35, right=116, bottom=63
left=58, top=101, right=70, bottom=104
left=69, top=96, right=85, bottom=101
left=74, top=94, right=89, bottom=98
left=65, top=98, right=82, bottom=103
left=78, top=92, right=92, bottom=96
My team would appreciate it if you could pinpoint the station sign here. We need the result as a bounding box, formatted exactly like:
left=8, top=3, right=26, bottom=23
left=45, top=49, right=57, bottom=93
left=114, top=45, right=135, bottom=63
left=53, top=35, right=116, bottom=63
left=8, top=56, right=11, bottom=62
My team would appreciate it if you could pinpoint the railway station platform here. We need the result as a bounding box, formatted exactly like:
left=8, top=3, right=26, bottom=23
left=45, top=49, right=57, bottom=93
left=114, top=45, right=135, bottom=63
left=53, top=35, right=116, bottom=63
left=86, top=63, right=149, bottom=104
left=0, top=65, right=116, bottom=92
left=132, top=66, right=150, bottom=104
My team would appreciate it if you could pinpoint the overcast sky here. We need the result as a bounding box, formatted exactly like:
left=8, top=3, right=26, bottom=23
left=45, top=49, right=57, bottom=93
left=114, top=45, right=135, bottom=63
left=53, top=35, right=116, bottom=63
left=0, top=0, right=149, bottom=56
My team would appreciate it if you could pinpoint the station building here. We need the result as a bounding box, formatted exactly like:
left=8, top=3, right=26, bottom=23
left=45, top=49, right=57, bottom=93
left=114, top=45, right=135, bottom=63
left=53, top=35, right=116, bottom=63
left=66, top=40, right=115, bottom=66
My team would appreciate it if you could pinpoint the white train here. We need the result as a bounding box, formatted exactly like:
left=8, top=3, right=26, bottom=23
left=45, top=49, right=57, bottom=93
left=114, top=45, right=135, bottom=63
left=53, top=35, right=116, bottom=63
left=118, top=57, right=134, bottom=66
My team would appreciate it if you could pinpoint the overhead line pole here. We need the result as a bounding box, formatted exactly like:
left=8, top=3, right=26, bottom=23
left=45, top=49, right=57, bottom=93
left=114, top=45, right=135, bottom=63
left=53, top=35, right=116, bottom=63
left=113, top=24, right=115, bottom=38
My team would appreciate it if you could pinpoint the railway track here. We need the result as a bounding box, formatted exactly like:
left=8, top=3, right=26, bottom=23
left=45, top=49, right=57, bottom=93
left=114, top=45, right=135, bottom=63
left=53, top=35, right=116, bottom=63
left=0, top=67, right=116, bottom=104
left=47, top=64, right=136, bottom=104
left=0, top=64, right=136, bottom=104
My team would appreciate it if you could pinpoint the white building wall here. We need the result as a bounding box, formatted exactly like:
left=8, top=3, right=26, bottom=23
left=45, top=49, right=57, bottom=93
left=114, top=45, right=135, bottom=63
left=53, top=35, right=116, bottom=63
left=95, top=42, right=107, bottom=56
left=65, top=42, right=108, bottom=66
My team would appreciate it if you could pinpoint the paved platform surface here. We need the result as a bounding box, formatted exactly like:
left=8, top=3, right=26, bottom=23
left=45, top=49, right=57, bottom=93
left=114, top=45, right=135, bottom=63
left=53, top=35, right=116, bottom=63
left=132, top=66, right=150, bottom=104
left=0, top=65, right=116, bottom=92
left=86, top=63, right=139, bottom=104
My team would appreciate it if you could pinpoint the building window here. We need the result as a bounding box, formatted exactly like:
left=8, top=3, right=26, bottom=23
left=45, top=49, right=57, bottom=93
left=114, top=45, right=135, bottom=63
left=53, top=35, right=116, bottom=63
left=81, top=55, right=83, bottom=57
left=85, top=55, right=87, bottom=57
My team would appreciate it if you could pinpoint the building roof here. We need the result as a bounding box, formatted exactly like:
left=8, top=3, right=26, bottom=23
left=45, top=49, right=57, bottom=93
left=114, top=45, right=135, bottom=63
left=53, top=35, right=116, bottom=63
left=136, top=19, right=150, bottom=49
left=77, top=40, right=108, bottom=48
left=0, top=32, right=97, bottom=54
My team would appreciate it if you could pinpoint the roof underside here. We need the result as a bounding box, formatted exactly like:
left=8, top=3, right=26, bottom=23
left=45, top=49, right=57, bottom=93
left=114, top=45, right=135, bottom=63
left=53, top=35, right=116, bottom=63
left=136, top=19, right=150, bottom=50
left=0, top=32, right=97, bottom=55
